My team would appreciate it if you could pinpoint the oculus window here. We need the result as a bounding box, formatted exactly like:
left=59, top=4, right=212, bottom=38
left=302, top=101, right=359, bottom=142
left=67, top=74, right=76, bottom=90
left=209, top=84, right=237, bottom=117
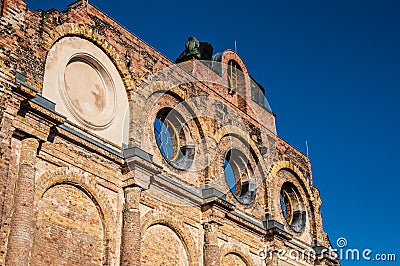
left=224, top=149, right=256, bottom=204
left=280, top=182, right=306, bottom=233
left=154, top=108, right=194, bottom=170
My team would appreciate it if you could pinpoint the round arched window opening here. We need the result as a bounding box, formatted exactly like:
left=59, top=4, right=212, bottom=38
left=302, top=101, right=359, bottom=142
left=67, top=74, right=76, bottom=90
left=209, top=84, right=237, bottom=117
left=280, top=182, right=306, bottom=233
left=153, top=108, right=194, bottom=170
left=224, top=149, right=256, bottom=204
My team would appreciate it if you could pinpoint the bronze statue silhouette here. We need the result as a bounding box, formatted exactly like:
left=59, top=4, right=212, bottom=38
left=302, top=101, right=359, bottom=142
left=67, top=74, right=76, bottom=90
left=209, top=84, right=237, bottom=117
left=176, top=36, right=213, bottom=63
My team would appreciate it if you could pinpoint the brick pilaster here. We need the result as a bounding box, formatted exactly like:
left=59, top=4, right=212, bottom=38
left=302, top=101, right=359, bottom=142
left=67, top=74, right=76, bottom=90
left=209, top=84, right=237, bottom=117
left=203, top=222, right=221, bottom=266
left=5, top=137, right=39, bottom=266
left=120, top=186, right=142, bottom=266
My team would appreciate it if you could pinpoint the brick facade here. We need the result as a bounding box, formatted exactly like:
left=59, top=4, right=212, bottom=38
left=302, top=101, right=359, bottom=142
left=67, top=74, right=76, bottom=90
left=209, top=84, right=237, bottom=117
left=0, top=0, right=339, bottom=265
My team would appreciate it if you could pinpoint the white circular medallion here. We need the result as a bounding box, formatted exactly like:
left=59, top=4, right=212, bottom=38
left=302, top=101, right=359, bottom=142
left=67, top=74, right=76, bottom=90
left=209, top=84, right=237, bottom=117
left=61, top=54, right=116, bottom=129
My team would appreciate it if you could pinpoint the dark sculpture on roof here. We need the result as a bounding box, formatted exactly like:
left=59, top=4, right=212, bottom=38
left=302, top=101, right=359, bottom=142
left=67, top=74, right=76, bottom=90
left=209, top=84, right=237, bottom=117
left=175, top=36, right=213, bottom=63
left=186, top=36, right=201, bottom=58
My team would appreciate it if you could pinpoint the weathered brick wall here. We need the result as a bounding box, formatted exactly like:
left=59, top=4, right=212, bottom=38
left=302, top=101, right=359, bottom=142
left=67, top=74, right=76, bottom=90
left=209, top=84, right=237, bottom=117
left=0, top=2, right=27, bottom=235
left=274, top=168, right=314, bottom=243
left=0, top=138, right=20, bottom=265
left=32, top=184, right=104, bottom=266
left=277, top=137, right=312, bottom=182
left=141, top=224, right=189, bottom=265
left=31, top=165, right=123, bottom=265
left=221, top=253, right=247, bottom=266
left=0, top=0, right=338, bottom=265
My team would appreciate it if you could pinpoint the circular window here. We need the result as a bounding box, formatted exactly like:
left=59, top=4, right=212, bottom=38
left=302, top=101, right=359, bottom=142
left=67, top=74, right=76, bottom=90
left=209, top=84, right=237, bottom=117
left=61, top=53, right=116, bottom=130
left=280, top=183, right=306, bottom=232
left=154, top=108, right=194, bottom=170
left=224, top=149, right=256, bottom=204
left=154, top=115, right=179, bottom=161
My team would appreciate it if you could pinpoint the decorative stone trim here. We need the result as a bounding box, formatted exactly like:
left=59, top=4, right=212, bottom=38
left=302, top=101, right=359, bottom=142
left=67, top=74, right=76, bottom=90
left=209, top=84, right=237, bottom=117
left=267, top=160, right=322, bottom=244
left=214, top=125, right=262, bottom=160
left=203, top=221, right=222, bottom=266
left=269, top=160, right=314, bottom=202
left=220, top=50, right=249, bottom=75
left=42, top=23, right=134, bottom=91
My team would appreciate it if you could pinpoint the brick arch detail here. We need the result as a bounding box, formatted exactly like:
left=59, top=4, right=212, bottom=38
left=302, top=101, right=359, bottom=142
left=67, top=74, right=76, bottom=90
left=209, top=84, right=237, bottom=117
left=133, top=87, right=207, bottom=157
left=140, top=211, right=198, bottom=265
left=42, top=23, right=134, bottom=91
left=212, top=125, right=269, bottom=189
left=221, top=50, right=251, bottom=112
left=215, top=125, right=262, bottom=160
left=34, top=167, right=118, bottom=264
left=221, top=50, right=249, bottom=75
left=220, top=245, right=254, bottom=266
left=268, top=160, right=319, bottom=241
left=133, top=85, right=196, bottom=127
left=145, top=82, right=188, bottom=101
left=144, top=84, right=208, bottom=134
left=269, top=161, right=314, bottom=201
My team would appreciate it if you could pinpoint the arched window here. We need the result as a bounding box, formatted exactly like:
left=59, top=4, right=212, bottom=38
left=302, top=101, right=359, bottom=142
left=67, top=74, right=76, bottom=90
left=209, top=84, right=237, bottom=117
left=227, top=60, right=242, bottom=95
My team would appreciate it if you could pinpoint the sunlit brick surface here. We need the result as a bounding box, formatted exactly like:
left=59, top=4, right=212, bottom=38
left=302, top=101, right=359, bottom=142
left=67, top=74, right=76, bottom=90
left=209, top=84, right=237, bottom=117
left=221, top=253, right=247, bottom=266
left=0, top=0, right=339, bottom=265
left=32, top=184, right=103, bottom=266
left=141, top=224, right=189, bottom=266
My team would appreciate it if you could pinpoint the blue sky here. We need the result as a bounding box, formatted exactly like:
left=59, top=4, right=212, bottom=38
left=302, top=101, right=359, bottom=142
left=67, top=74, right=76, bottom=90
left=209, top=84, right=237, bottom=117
left=26, top=0, right=400, bottom=264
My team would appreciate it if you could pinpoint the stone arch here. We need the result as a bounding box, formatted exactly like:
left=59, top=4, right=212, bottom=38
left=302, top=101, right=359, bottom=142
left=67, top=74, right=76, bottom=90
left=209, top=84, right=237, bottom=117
left=221, top=252, right=252, bottom=266
left=34, top=167, right=117, bottom=265
left=146, top=81, right=188, bottom=100
left=42, top=23, right=133, bottom=90
left=134, top=86, right=207, bottom=181
left=269, top=161, right=314, bottom=201
left=209, top=127, right=269, bottom=214
left=131, top=85, right=202, bottom=146
left=143, top=86, right=197, bottom=133
left=137, top=83, right=205, bottom=133
left=220, top=245, right=254, bottom=266
left=268, top=160, right=319, bottom=241
left=221, top=50, right=249, bottom=75
left=140, top=212, right=198, bottom=265
left=215, top=125, right=262, bottom=160
left=42, top=35, right=130, bottom=145
left=221, top=50, right=251, bottom=112
left=214, top=125, right=268, bottom=181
